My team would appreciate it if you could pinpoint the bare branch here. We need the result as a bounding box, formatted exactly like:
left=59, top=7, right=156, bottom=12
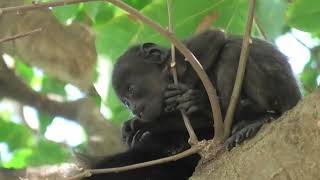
left=0, top=28, right=42, bottom=43
left=223, top=0, right=256, bottom=140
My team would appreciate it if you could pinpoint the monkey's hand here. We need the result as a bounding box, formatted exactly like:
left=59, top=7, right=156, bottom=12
left=121, top=118, right=152, bottom=148
left=225, top=113, right=276, bottom=151
left=164, top=83, right=209, bottom=115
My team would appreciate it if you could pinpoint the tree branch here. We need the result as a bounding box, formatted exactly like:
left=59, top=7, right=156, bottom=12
left=0, top=56, right=82, bottom=120
left=167, top=0, right=199, bottom=144
left=68, top=146, right=199, bottom=179
left=0, top=0, right=102, bottom=15
left=223, top=0, right=256, bottom=140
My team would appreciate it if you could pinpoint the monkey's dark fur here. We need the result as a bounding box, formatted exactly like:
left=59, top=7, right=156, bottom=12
left=84, top=29, right=301, bottom=180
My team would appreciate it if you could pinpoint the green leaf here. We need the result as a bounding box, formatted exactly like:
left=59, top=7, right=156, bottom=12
left=95, top=0, right=250, bottom=61
left=52, top=4, right=80, bottom=24
left=14, top=59, right=35, bottom=84
left=41, top=75, right=67, bottom=97
left=0, top=119, right=33, bottom=151
left=26, top=140, right=70, bottom=166
left=3, top=139, right=70, bottom=168
left=287, top=0, right=320, bottom=33
left=256, top=0, right=288, bottom=40
left=3, top=148, right=33, bottom=168
left=38, top=113, right=54, bottom=135
left=122, top=0, right=153, bottom=10
left=83, top=2, right=116, bottom=25
left=300, top=56, right=320, bottom=95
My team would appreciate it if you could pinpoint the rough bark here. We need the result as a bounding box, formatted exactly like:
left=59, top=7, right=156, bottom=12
left=190, top=88, right=320, bottom=180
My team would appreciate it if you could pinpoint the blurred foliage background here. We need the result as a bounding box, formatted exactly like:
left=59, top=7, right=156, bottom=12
left=0, top=0, right=319, bottom=169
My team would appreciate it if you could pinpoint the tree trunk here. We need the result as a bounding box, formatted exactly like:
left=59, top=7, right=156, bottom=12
left=190, top=89, right=320, bottom=180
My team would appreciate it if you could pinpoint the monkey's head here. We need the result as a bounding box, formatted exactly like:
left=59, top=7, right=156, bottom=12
left=112, top=43, right=171, bottom=122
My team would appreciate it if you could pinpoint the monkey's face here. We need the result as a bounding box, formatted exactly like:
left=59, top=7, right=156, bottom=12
left=113, top=64, right=169, bottom=122
left=112, top=43, right=170, bottom=122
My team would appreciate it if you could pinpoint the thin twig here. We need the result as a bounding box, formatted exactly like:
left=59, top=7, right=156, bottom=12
left=223, top=0, right=256, bottom=140
left=167, top=0, right=198, bottom=144
left=0, top=28, right=42, bottom=43
left=290, top=31, right=311, bottom=50
left=254, top=17, right=267, bottom=40
left=68, top=147, right=199, bottom=179
left=0, top=0, right=101, bottom=15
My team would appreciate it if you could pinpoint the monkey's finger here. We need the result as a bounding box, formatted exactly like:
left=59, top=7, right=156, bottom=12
left=225, top=138, right=236, bottom=151
left=245, top=128, right=253, bottom=138
left=235, top=133, right=244, bottom=145
left=125, top=133, right=135, bottom=147
left=176, top=93, right=201, bottom=103
left=185, top=106, right=200, bottom=115
left=167, top=83, right=188, bottom=91
left=164, top=101, right=180, bottom=112
left=164, top=89, right=182, bottom=98
left=131, top=130, right=144, bottom=147
left=164, top=96, right=179, bottom=104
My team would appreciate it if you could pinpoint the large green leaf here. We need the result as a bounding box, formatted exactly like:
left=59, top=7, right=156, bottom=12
left=256, top=0, right=288, bottom=40
left=287, top=0, right=320, bottom=33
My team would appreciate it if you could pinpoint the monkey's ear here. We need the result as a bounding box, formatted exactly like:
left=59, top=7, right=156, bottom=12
left=141, top=43, right=169, bottom=64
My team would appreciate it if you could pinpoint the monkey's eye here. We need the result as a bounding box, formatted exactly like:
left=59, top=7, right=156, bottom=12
left=128, top=85, right=135, bottom=96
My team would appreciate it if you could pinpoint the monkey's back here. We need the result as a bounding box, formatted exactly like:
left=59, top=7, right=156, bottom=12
left=215, top=36, right=301, bottom=114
